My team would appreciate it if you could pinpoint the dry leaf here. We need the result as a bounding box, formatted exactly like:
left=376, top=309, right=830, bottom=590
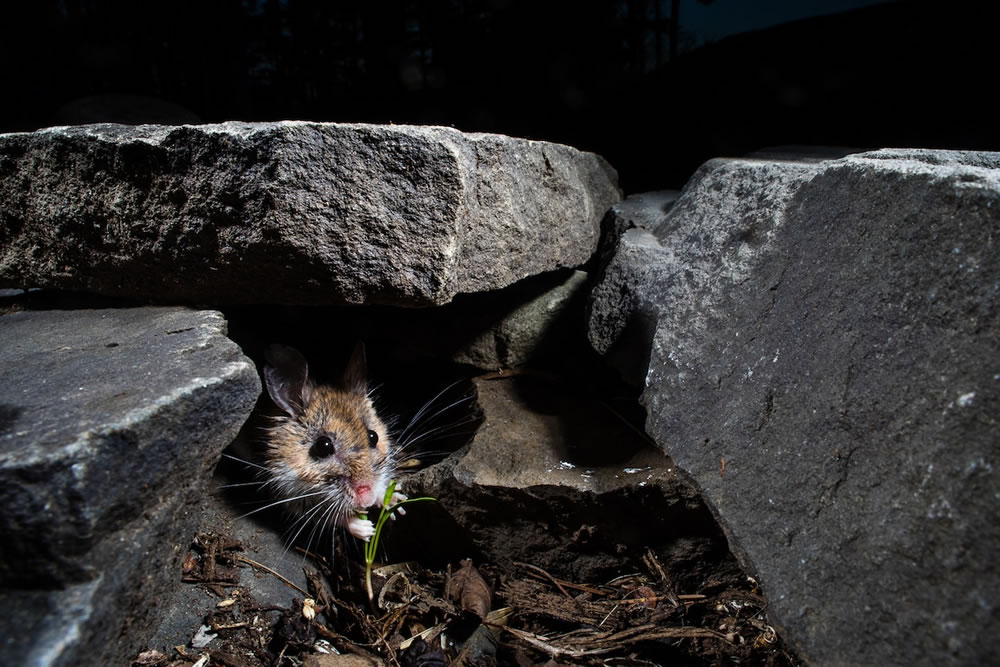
left=634, top=586, right=657, bottom=609
left=446, top=559, right=491, bottom=620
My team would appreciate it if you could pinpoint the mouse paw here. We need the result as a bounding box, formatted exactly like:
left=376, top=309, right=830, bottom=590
left=383, top=490, right=408, bottom=518
left=347, top=515, right=375, bottom=541
left=377, top=486, right=407, bottom=507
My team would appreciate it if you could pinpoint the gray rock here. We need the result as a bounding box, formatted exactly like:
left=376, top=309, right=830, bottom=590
left=0, top=122, right=620, bottom=306
left=144, top=474, right=319, bottom=657
left=588, top=158, right=817, bottom=386
left=304, top=268, right=595, bottom=371
left=404, top=376, right=718, bottom=582
left=743, top=145, right=864, bottom=163
left=602, top=190, right=681, bottom=239
left=451, top=269, right=590, bottom=369
left=588, top=149, right=1000, bottom=666
left=0, top=307, right=260, bottom=666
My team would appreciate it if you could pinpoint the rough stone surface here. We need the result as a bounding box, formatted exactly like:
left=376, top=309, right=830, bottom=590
left=404, top=376, right=724, bottom=582
left=602, top=190, right=681, bottom=239
left=144, top=472, right=317, bottom=658
left=233, top=269, right=595, bottom=371
left=588, top=149, right=1000, bottom=666
left=0, top=307, right=260, bottom=666
left=0, top=122, right=620, bottom=306
left=449, top=269, right=590, bottom=369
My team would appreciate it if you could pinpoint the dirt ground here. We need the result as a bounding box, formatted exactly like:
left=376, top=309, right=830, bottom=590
left=134, top=482, right=802, bottom=667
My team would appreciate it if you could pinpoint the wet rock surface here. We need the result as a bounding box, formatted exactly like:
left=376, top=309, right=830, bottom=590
left=403, top=375, right=729, bottom=584
left=0, top=307, right=260, bottom=666
left=589, top=149, right=1000, bottom=666
left=0, top=122, right=620, bottom=306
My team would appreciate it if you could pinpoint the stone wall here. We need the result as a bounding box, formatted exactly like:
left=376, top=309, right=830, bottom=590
left=2, top=124, right=996, bottom=665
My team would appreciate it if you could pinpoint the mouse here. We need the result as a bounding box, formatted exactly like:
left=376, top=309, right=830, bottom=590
left=257, top=342, right=405, bottom=542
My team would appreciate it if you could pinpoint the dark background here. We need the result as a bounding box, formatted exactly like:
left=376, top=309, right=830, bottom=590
left=1, top=0, right=995, bottom=192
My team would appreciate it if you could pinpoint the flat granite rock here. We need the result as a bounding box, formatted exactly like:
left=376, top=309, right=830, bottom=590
left=0, top=122, right=620, bottom=306
left=588, top=149, right=1000, bottom=666
left=0, top=307, right=260, bottom=666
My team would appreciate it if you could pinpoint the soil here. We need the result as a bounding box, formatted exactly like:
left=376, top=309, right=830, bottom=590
left=133, top=492, right=802, bottom=667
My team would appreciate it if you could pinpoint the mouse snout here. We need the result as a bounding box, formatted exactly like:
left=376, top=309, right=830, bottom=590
left=353, top=483, right=376, bottom=508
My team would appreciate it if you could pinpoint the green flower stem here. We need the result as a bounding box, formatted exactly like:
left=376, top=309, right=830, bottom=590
left=363, top=480, right=436, bottom=605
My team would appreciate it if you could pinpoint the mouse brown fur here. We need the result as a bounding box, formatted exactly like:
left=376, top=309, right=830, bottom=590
left=259, top=343, right=402, bottom=541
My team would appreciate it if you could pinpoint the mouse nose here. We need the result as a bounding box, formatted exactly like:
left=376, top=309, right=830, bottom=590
left=353, top=483, right=375, bottom=508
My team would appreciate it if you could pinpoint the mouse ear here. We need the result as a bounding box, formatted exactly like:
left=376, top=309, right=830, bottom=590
left=263, top=344, right=313, bottom=418
left=343, top=342, right=368, bottom=395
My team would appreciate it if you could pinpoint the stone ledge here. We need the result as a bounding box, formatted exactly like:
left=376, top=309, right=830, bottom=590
left=0, top=307, right=260, bottom=665
left=0, top=122, right=620, bottom=306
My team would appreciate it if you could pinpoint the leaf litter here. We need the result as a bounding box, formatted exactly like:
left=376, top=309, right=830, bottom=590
left=133, top=533, right=801, bottom=667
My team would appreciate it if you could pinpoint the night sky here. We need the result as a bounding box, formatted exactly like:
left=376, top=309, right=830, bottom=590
left=682, top=0, right=888, bottom=44
left=0, top=0, right=995, bottom=191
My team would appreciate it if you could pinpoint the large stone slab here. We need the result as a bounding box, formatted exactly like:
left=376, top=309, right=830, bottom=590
left=0, top=122, right=620, bottom=306
left=588, top=149, right=1000, bottom=666
left=0, top=307, right=260, bottom=666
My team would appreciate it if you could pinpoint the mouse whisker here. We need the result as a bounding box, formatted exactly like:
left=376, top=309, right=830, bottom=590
left=221, top=452, right=270, bottom=472
left=406, top=393, right=477, bottom=434
left=394, top=448, right=451, bottom=465
left=396, top=380, right=469, bottom=441
left=217, top=480, right=270, bottom=489
left=311, top=499, right=351, bottom=567
left=397, top=413, right=480, bottom=450
left=233, top=490, right=327, bottom=521
left=282, top=499, right=334, bottom=561
left=316, top=501, right=343, bottom=548
left=301, top=514, right=329, bottom=559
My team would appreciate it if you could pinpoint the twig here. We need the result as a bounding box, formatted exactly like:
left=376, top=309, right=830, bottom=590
left=516, top=562, right=611, bottom=597
left=313, top=624, right=388, bottom=666
left=642, top=548, right=680, bottom=608
left=603, top=594, right=671, bottom=606
left=211, top=621, right=250, bottom=630
left=642, top=547, right=669, bottom=583
left=503, top=626, right=612, bottom=658
left=598, top=593, right=704, bottom=606
left=598, top=604, right=620, bottom=627
left=514, top=561, right=574, bottom=598
left=378, top=602, right=411, bottom=642
left=474, top=368, right=526, bottom=380
left=237, top=555, right=309, bottom=596
left=505, top=622, right=732, bottom=659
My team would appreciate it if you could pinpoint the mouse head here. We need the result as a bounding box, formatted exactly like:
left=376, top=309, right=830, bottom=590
left=261, top=343, right=393, bottom=510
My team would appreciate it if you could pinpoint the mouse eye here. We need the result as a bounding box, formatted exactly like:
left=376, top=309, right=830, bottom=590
left=367, top=429, right=379, bottom=448
left=310, top=435, right=336, bottom=460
